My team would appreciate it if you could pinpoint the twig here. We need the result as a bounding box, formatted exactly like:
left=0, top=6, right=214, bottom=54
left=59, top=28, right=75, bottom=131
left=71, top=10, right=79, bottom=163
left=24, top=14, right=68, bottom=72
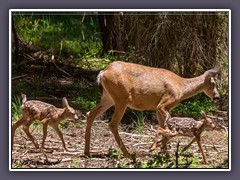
left=40, top=61, right=46, bottom=80
left=132, top=142, right=153, bottom=147
left=23, top=53, right=35, bottom=61
left=81, top=58, right=110, bottom=62
left=52, top=151, right=82, bottom=156
left=170, top=141, right=226, bottom=148
left=119, top=132, right=155, bottom=138
left=206, top=115, right=228, bottom=121
left=220, top=125, right=228, bottom=135
left=149, top=125, right=157, bottom=133
left=51, top=56, right=72, bottom=77
left=61, top=158, right=72, bottom=162
left=12, top=74, right=27, bottom=80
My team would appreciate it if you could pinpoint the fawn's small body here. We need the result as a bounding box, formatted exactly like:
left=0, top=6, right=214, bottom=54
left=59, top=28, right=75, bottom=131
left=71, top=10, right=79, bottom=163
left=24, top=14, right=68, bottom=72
left=12, top=94, right=78, bottom=151
left=150, top=113, right=215, bottom=164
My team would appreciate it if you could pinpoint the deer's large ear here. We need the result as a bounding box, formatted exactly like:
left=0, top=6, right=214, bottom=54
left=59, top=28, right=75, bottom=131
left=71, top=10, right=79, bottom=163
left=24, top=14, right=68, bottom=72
left=62, top=97, right=69, bottom=108
left=206, top=68, right=219, bottom=78
left=21, top=93, right=27, bottom=104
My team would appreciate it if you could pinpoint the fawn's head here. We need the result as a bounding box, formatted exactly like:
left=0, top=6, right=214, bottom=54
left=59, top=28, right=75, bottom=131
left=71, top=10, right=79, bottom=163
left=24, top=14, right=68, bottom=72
left=62, top=97, right=78, bottom=121
left=201, top=112, right=215, bottom=130
left=203, top=68, right=220, bottom=103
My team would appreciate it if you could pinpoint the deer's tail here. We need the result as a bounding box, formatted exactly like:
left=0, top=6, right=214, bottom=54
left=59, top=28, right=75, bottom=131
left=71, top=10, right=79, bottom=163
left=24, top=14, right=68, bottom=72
left=96, top=70, right=104, bottom=95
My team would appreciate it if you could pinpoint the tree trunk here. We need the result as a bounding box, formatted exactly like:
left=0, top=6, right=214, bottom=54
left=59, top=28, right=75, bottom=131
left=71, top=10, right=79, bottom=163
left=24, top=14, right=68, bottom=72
left=12, top=17, right=19, bottom=64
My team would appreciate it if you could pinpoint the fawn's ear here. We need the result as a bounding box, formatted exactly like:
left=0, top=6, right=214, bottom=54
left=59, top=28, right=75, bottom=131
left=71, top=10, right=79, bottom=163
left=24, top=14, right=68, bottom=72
left=62, top=97, right=69, bottom=108
left=21, top=93, right=27, bottom=104
left=201, top=111, right=206, bottom=119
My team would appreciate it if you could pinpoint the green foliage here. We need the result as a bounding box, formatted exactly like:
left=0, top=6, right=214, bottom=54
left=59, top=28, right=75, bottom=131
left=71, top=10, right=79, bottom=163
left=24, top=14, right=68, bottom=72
left=12, top=95, right=22, bottom=122
left=176, top=151, right=201, bottom=168
left=132, top=111, right=145, bottom=133
left=12, top=160, right=23, bottom=168
left=76, top=95, right=98, bottom=112
left=132, top=150, right=202, bottom=168
left=103, top=51, right=118, bottom=61
left=171, top=93, right=218, bottom=117
left=12, top=80, right=47, bottom=101
left=71, top=77, right=101, bottom=112
left=13, top=13, right=103, bottom=65
left=71, top=157, right=80, bottom=168
left=136, top=153, right=168, bottom=168
left=108, top=148, right=122, bottom=159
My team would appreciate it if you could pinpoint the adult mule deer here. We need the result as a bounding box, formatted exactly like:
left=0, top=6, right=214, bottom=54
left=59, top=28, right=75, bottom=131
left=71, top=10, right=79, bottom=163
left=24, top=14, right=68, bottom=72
left=85, top=61, right=220, bottom=158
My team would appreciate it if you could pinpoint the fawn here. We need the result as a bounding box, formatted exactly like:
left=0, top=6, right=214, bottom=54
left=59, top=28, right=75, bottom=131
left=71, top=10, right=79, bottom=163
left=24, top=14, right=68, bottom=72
left=150, top=112, right=215, bottom=164
left=12, top=94, right=78, bottom=152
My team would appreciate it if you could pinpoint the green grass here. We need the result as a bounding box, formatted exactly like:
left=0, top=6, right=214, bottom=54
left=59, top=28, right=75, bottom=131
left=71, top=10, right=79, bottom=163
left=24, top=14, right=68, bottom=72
left=71, top=157, right=81, bottom=168
left=12, top=160, right=23, bottom=168
left=13, top=13, right=104, bottom=67
left=12, top=95, right=22, bottom=122
left=132, top=111, right=145, bottom=133
left=171, top=93, right=218, bottom=118
left=137, top=153, right=168, bottom=168
left=131, top=150, right=202, bottom=169
left=108, top=148, right=122, bottom=159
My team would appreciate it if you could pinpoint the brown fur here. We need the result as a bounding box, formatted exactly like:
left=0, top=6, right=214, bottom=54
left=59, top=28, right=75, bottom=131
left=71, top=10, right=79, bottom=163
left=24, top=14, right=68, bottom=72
left=12, top=94, right=78, bottom=151
left=150, top=113, right=215, bottom=164
left=84, top=61, right=219, bottom=157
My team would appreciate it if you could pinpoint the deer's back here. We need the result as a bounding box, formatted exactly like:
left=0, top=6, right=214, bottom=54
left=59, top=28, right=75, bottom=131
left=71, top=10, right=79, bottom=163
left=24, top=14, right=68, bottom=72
left=167, top=117, right=199, bottom=137
left=104, top=61, right=183, bottom=85
left=101, top=61, right=184, bottom=110
left=22, top=100, right=57, bottom=119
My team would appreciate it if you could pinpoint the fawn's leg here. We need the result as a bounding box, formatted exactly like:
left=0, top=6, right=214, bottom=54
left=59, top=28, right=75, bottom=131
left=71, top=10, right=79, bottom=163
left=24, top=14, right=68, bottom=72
left=22, top=120, right=39, bottom=149
left=12, top=116, right=26, bottom=148
left=150, top=110, right=171, bottom=151
left=50, top=123, right=68, bottom=151
left=41, top=120, right=49, bottom=150
left=181, top=138, right=196, bottom=153
left=150, top=127, right=177, bottom=151
left=196, top=137, right=208, bottom=164
left=154, top=99, right=176, bottom=153
left=149, top=111, right=165, bottom=151
left=40, top=120, right=50, bottom=159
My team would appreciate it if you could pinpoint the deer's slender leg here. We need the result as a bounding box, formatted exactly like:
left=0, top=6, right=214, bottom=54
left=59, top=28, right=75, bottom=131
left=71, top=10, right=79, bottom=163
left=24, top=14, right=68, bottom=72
left=155, top=100, right=177, bottom=152
left=151, top=105, right=171, bottom=151
left=12, top=116, right=26, bottom=148
left=181, top=138, right=196, bottom=153
left=196, top=137, right=208, bottom=164
left=84, top=94, right=113, bottom=156
left=108, top=102, right=129, bottom=157
left=41, top=120, right=49, bottom=150
left=22, top=120, right=39, bottom=149
left=51, top=122, right=68, bottom=151
left=156, top=111, right=165, bottom=128
left=150, top=127, right=177, bottom=151
left=39, top=121, right=50, bottom=159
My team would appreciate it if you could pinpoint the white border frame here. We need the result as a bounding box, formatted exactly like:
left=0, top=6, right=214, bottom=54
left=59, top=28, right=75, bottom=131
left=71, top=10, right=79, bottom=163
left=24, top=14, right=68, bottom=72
left=9, top=9, right=231, bottom=171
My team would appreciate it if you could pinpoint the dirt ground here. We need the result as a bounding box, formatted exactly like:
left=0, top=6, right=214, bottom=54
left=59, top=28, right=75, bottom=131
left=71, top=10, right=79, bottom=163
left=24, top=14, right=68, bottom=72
left=11, top=115, right=229, bottom=169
